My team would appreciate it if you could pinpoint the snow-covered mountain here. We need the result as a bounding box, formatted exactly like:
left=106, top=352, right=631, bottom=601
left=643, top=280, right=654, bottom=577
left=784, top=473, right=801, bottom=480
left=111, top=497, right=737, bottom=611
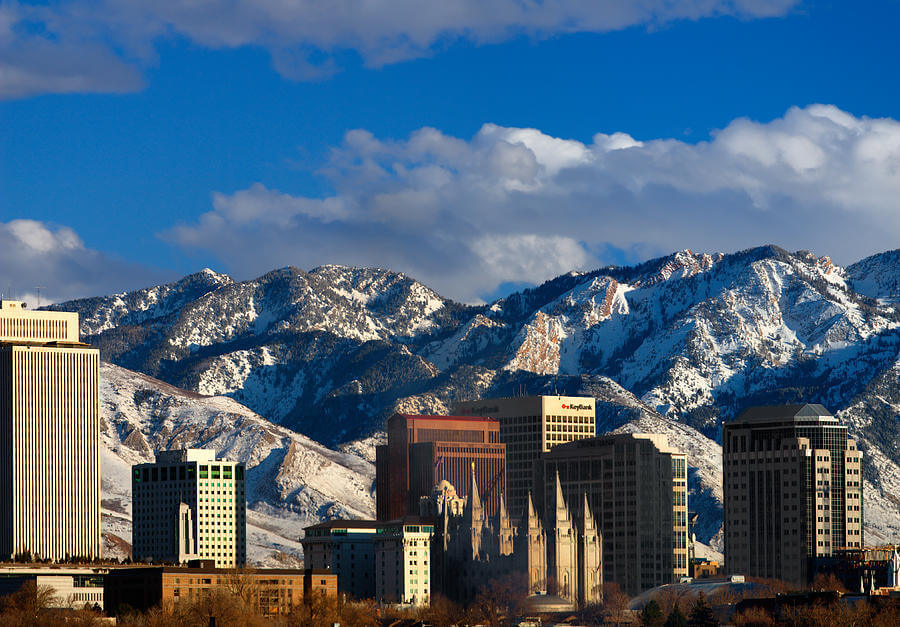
left=57, top=245, right=900, bottom=551
left=98, top=361, right=374, bottom=565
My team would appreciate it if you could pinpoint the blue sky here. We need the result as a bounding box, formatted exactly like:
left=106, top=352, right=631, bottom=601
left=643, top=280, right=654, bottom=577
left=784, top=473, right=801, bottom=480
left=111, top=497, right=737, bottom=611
left=2, top=0, right=900, bottom=303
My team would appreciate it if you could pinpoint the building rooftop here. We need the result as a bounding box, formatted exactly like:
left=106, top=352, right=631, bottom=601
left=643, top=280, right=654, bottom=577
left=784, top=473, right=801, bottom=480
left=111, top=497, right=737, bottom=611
left=154, top=449, right=225, bottom=464
left=546, top=432, right=684, bottom=456
left=393, top=413, right=500, bottom=424
left=731, top=403, right=838, bottom=425
left=304, top=516, right=437, bottom=532
left=105, top=566, right=328, bottom=576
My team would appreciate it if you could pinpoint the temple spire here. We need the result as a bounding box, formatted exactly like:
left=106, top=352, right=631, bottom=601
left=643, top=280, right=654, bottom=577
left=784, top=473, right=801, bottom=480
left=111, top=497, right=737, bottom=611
left=555, top=469, right=570, bottom=522
left=469, top=462, right=482, bottom=515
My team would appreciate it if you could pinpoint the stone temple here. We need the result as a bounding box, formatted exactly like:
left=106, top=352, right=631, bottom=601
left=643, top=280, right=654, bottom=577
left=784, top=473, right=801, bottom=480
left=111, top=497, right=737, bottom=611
left=422, top=467, right=603, bottom=609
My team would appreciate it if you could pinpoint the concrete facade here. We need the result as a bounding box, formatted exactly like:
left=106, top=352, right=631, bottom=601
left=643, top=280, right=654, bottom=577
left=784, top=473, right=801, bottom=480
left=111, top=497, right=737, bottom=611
left=132, top=449, right=247, bottom=567
left=0, top=300, right=100, bottom=562
left=723, top=404, right=863, bottom=585
left=451, top=395, right=595, bottom=518
left=542, top=433, right=689, bottom=595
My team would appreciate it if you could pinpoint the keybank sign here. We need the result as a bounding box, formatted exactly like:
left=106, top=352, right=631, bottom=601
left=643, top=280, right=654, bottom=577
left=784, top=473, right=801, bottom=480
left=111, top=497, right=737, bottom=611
left=561, top=403, right=592, bottom=411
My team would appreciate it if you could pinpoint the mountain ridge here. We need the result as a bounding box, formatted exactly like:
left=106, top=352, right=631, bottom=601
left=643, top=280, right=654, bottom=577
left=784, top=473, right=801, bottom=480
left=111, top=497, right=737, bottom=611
left=52, top=244, right=900, bottom=551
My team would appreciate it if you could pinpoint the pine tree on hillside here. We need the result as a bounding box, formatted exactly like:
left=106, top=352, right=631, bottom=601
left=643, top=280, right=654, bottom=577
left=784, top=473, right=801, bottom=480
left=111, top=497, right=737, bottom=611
left=687, top=593, right=717, bottom=627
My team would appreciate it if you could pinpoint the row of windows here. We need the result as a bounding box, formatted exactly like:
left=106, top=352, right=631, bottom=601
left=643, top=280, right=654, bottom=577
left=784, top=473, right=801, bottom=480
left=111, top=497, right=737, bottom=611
left=134, top=465, right=245, bottom=483
left=0, top=316, right=68, bottom=340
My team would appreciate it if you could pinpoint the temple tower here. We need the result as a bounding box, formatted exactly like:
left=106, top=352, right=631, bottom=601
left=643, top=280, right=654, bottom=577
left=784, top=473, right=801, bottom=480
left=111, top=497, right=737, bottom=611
left=578, top=493, right=603, bottom=605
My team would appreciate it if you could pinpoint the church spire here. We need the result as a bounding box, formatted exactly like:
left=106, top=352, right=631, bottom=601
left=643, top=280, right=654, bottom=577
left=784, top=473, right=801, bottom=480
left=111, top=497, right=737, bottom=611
left=527, top=490, right=537, bottom=521
left=582, top=492, right=596, bottom=532
left=469, top=462, right=482, bottom=516
left=496, top=491, right=509, bottom=529
left=555, top=469, right=570, bottom=523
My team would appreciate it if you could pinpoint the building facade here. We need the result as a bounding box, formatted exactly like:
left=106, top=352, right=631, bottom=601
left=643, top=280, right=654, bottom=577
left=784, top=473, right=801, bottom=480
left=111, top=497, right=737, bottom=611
left=376, top=414, right=506, bottom=520
left=541, top=433, right=689, bottom=595
left=0, top=566, right=106, bottom=609
left=302, top=520, right=380, bottom=599
left=0, top=300, right=100, bottom=561
left=451, top=395, right=596, bottom=517
left=723, top=404, right=863, bottom=584
left=132, top=449, right=247, bottom=567
left=375, top=520, right=434, bottom=606
left=104, top=564, right=335, bottom=616
left=437, top=470, right=602, bottom=608
left=302, top=517, right=434, bottom=606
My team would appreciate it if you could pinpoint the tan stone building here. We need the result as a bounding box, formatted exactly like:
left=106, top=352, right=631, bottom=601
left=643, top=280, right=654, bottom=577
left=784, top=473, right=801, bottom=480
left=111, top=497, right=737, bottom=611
left=541, top=433, right=689, bottom=595
left=451, top=395, right=596, bottom=517
left=0, top=300, right=100, bottom=561
left=723, top=404, right=863, bottom=585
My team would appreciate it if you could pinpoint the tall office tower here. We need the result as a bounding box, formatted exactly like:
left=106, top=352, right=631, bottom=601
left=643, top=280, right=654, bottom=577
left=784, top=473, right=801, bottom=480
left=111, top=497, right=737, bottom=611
left=375, top=414, right=506, bottom=521
left=451, top=395, right=596, bottom=518
left=132, top=449, right=247, bottom=567
left=723, top=404, right=863, bottom=585
left=542, top=433, right=689, bottom=595
left=0, top=300, right=100, bottom=561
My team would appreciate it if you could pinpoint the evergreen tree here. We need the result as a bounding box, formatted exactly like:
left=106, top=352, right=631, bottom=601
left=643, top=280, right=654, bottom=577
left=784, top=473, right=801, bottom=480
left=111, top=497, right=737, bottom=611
left=687, top=593, right=718, bottom=627
left=665, top=604, right=689, bottom=627
left=641, top=599, right=665, bottom=627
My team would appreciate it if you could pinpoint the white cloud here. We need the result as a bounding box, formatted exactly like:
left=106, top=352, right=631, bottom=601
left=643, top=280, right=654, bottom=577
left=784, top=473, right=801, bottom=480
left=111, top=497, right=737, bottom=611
left=0, top=4, right=143, bottom=99
left=0, top=220, right=172, bottom=305
left=163, top=105, right=900, bottom=302
left=0, top=0, right=798, bottom=98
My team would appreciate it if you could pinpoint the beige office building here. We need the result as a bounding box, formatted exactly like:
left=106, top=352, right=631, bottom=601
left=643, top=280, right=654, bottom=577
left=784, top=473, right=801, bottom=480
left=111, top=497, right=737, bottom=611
left=0, top=300, right=100, bottom=561
left=723, top=404, right=863, bottom=585
left=451, top=395, right=595, bottom=517
left=541, top=433, right=689, bottom=594
left=132, top=449, right=247, bottom=568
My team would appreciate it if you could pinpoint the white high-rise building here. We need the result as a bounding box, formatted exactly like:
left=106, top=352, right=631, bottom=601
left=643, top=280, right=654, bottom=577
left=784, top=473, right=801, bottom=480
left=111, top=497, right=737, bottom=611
left=0, top=300, right=100, bottom=561
left=375, top=520, right=434, bottom=606
left=132, top=449, right=247, bottom=567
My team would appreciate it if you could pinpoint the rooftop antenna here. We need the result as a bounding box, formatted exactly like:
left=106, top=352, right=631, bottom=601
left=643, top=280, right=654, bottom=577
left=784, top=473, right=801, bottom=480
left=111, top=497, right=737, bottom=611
left=35, top=286, right=46, bottom=308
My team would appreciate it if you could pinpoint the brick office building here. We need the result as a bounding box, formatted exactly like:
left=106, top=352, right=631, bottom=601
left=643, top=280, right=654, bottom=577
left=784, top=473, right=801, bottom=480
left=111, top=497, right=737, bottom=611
left=104, top=563, right=336, bottom=616
left=376, top=414, right=506, bottom=520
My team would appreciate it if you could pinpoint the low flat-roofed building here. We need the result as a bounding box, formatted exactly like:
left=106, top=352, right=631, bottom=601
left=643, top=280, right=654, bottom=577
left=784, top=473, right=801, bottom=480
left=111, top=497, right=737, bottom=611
left=104, top=563, right=335, bottom=617
left=0, top=565, right=107, bottom=609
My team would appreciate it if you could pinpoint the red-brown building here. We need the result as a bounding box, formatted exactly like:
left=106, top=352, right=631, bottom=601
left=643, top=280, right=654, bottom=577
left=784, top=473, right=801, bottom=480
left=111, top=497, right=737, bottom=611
left=104, top=563, right=336, bottom=617
left=376, top=414, right=506, bottom=520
